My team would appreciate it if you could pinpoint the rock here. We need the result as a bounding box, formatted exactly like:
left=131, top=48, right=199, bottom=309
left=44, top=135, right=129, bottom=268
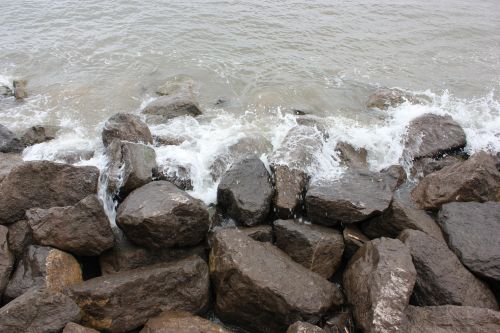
left=334, top=141, right=368, bottom=169
left=411, top=151, right=500, bottom=210
left=271, top=165, right=309, bottom=219
left=63, top=322, right=100, bottom=333
left=67, top=256, right=209, bottom=333
left=0, top=85, right=13, bottom=97
left=287, top=321, right=326, bottom=333
left=0, top=152, right=23, bottom=183
left=4, top=245, right=82, bottom=301
left=380, top=164, right=407, bottom=189
left=142, top=93, right=202, bottom=124
left=102, top=113, right=153, bottom=147
left=140, top=311, right=232, bottom=333
left=323, top=311, right=355, bottom=333
left=238, top=225, right=273, bottom=243
left=274, top=219, right=344, bottom=278
left=343, top=237, right=416, bottom=333
left=210, top=229, right=344, bottom=333
left=27, top=195, right=115, bottom=256
left=13, top=79, right=28, bottom=100
left=156, top=75, right=196, bottom=97
left=405, top=305, right=500, bottom=333
left=117, top=181, right=209, bottom=249
left=398, top=229, right=498, bottom=309
left=410, top=154, right=463, bottom=179
left=6, top=219, right=32, bottom=260
left=438, top=202, right=500, bottom=283
left=0, top=287, right=81, bottom=333
left=0, top=226, right=14, bottom=298
left=153, top=134, right=186, bottom=146
left=366, top=88, right=429, bottom=110
left=306, top=169, right=394, bottom=226
left=295, top=115, right=329, bottom=139
left=361, top=184, right=444, bottom=241
left=0, top=161, right=99, bottom=224
left=342, top=225, right=370, bottom=260
left=105, top=140, right=157, bottom=198
left=154, top=164, right=193, bottom=191
left=217, top=157, right=273, bottom=226
left=54, top=149, right=95, bottom=164
left=0, top=124, right=23, bottom=153
left=19, top=125, right=59, bottom=147
left=99, top=228, right=206, bottom=275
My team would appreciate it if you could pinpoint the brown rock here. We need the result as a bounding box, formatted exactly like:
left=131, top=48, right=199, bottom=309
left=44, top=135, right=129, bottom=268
left=63, top=322, right=100, bottom=333
left=334, top=141, right=368, bottom=169
left=411, top=155, right=463, bottom=179
left=412, top=151, right=500, bottom=210
left=0, top=153, right=23, bottom=183
left=67, top=256, right=209, bottom=333
left=274, top=219, right=344, bottom=278
left=4, top=245, right=82, bottom=301
left=154, top=163, right=193, bottom=191
left=19, top=125, right=59, bottom=147
left=287, top=321, right=326, bottom=333
left=210, top=229, right=344, bottom=333
left=323, top=311, right=355, bottom=333
left=54, top=150, right=95, bottom=164
left=238, top=225, right=273, bottom=243
left=343, top=238, right=416, bottom=333
left=142, top=92, right=202, bottom=124
left=342, top=225, right=370, bottom=260
left=140, top=311, right=232, bottom=333
left=380, top=164, right=407, bottom=190
left=0, top=161, right=99, bottom=224
left=102, top=113, right=153, bottom=147
left=0, top=225, right=14, bottom=298
left=6, top=219, right=32, bottom=260
left=271, top=165, right=309, bottom=219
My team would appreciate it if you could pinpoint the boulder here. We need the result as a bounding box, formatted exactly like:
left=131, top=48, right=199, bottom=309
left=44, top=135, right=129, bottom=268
left=306, top=170, right=393, bottom=226
left=398, top=229, right=498, bottom=309
left=0, top=85, right=13, bottom=97
left=152, top=134, right=186, bottom=146
left=0, top=124, right=23, bottom=153
left=295, top=115, right=329, bottom=139
left=116, top=181, right=209, bottom=249
left=27, top=195, right=115, bottom=256
left=411, top=151, right=500, bottom=210
left=366, top=88, right=429, bottom=110
left=274, top=219, right=344, bottom=278
left=380, top=164, right=407, bottom=189
left=140, top=311, right=232, bottom=333
left=6, top=219, right=32, bottom=260
left=343, top=237, right=416, bottom=333
left=410, top=154, right=463, bottom=179
left=67, top=256, right=209, bottom=333
left=142, top=93, right=202, bottom=124
left=217, top=157, right=273, bottom=226
left=13, top=79, right=28, bottom=100
left=287, top=321, right=326, bottom=333
left=0, top=161, right=99, bottom=224
left=438, top=202, right=500, bottom=283
left=271, top=165, right=309, bottom=219
left=0, top=287, right=81, bottom=333
left=342, top=225, right=370, bottom=260
left=403, top=114, right=466, bottom=160
left=0, top=226, right=14, bottom=298
left=209, top=229, right=344, bottom=333
left=105, top=140, right=157, bottom=198
left=154, top=164, right=193, bottom=191
left=238, top=225, right=273, bottom=243
left=155, top=75, right=196, bottom=97
left=0, top=153, right=23, bottom=183
left=63, top=322, right=100, bottom=333
left=334, top=141, right=368, bottom=169
left=102, top=113, right=153, bottom=147
left=4, top=245, right=82, bottom=301
left=54, top=149, right=95, bottom=164
left=361, top=184, right=444, bottom=241
left=404, top=305, right=500, bottom=333
left=19, top=125, right=59, bottom=147
left=99, top=228, right=206, bottom=275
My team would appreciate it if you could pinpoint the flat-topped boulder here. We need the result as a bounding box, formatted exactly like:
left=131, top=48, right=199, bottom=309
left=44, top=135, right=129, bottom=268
left=66, top=256, right=209, bottom=333
left=210, top=229, right=344, bottom=333
left=140, top=311, right=233, bottom=333
left=102, top=113, right=153, bottom=147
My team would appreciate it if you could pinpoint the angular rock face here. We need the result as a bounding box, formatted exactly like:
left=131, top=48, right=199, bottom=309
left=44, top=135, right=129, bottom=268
left=412, top=151, right=500, bottom=210
left=334, top=141, right=368, bottom=169
left=142, top=93, right=202, bottom=124
left=0, top=152, right=24, bottom=183
left=117, top=181, right=209, bottom=249
left=343, top=237, right=416, bottom=333
left=105, top=140, right=157, bottom=198
left=6, top=219, right=32, bottom=260
left=210, top=229, right=344, bottom=333
left=404, top=305, right=500, bottom=333
left=287, top=321, right=326, bottom=333
left=0, top=225, right=14, bottom=298
left=271, top=165, right=309, bottom=219
left=19, top=125, right=59, bottom=147
left=0, top=124, right=23, bottom=153
left=67, top=256, right=210, bottom=333
left=238, top=225, right=273, bottom=243
left=0, top=287, right=81, bottom=333
left=380, top=164, right=407, bottom=190
left=366, top=88, right=429, bottom=110
left=217, top=157, right=274, bottom=226
left=306, top=170, right=393, bottom=226
left=0, top=161, right=99, bottom=224
left=411, top=154, right=463, bottom=179
left=140, top=311, right=232, bottom=333
left=27, top=195, right=115, bottom=256
left=361, top=185, right=444, bottom=242
left=438, top=202, right=500, bottom=283
left=398, top=229, right=498, bottom=310
left=63, top=322, right=100, bottom=333
left=99, top=228, right=206, bottom=275
left=274, top=219, right=344, bottom=279
left=4, top=245, right=82, bottom=301
left=342, top=225, right=370, bottom=260
left=155, top=164, right=193, bottom=191
left=102, top=113, right=153, bottom=147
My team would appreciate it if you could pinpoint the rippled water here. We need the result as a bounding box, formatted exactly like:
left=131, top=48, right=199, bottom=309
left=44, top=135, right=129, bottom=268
left=1, top=0, right=500, bottom=204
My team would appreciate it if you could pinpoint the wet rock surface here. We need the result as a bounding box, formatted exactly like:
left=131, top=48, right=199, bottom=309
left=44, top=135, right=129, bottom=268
left=217, top=157, right=273, bottom=226
left=67, top=256, right=209, bottom=333
left=0, top=152, right=23, bottom=183
left=366, top=88, right=430, bottom=110
left=142, top=91, right=202, bottom=124
left=342, top=224, right=370, bottom=260
left=412, top=151, right=500, bottom=210
left=411, top=154, right=463, bottom=179
left=398, top=229, right=498, bottom=309
left=154, top=164, right=194, bottom=191
left=210, top=229, right=344, bottom=333
left=0, top=161, right=99, bottom=224
left=274, top=219, right=344, bottom=278
left=238, top=225, right=273, bottom=243
left=6, top=219, right=32, bottom=260
left=0, top=225, right=14, bottom=298
left=27, top=194, right=115, bottom=256
left=0, top=124, right=23, bottom=153
left=19, top=125, right=59, bottom=147
left=343, top=237, right=416, bottom=333
left=117, top=181, right=209, bottom=249
left=0, top=287, right=81, bottom=333
left=438, top=202, right=500, bottom=283
left=102, top=113, right=153, bottom=147
left=286, top=321, right=326, bottom=333
left=271, top=165, right=309, bottom=219
left=140, top=311, right=233, bottom=333
left=13, top=79, right=28, bottom=100
left=334, top=141, right=368, bottom=169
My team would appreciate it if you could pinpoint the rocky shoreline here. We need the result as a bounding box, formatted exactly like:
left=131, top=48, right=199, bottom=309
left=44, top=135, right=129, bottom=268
left=0, top=80, right=499, bottom=333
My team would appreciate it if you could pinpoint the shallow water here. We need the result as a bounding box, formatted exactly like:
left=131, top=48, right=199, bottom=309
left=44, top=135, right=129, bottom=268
left=1, top=0, right=499, bottom=205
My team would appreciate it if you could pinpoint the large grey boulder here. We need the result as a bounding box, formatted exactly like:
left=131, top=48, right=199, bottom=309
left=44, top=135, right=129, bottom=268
left=102, top=113, right=153, bottom=147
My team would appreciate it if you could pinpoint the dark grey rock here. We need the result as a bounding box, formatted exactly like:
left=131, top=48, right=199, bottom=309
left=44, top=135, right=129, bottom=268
left=19, top=125, right=59, bottom=147
left=342, top=225, right=370, bottom=260
left=238, top=225, right=273, bottom=243
left=0, top=124, right=23, bottom=153
left=6, top=219, right=32, bottom=260
left=142, top=93, right=202, bottom=124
